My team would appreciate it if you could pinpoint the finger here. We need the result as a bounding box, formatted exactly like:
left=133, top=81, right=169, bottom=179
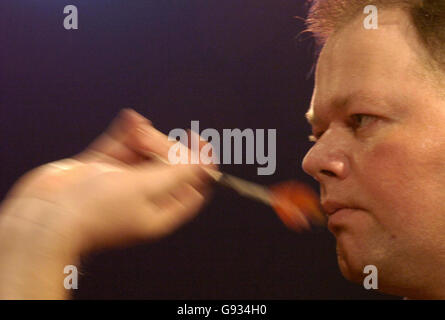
left=134, top=125, right=215, bottom=168
left=132, top=123, right=175, bottom=160
left=186, top=129, right=218, bottom=170
left=131, top=124, right=221, bottom=186
left=76, top=109, right=151, bottom=164
left=147, top=183, right=209, bottom=237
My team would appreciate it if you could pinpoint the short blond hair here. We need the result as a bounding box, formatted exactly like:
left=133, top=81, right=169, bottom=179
left=306, top=0, right=445, bottom=70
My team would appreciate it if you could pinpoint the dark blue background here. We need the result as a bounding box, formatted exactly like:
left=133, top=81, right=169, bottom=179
left=0, top=1, right=395, bottom=299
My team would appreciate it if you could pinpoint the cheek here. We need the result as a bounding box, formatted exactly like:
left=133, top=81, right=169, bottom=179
left=356, top=134, right=445, bottom=231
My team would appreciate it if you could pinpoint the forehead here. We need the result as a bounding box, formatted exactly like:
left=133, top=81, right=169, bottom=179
left=306, top=8, right=431, bottom=125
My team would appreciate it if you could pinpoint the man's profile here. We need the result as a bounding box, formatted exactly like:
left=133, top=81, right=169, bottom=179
left=1, top=0, right=445, bottom=300
left=303, top=0, right=445, bottom=299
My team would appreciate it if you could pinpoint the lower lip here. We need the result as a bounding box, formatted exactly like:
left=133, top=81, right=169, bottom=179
left=328, top=208, right=359, bottom=231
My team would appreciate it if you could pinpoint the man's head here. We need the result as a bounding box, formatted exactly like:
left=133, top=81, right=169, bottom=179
left=302, top=1, right=445, bottom=298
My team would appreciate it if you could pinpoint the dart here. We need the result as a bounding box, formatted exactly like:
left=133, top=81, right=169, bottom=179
left=147, top=151, right=325, bottom=232
left=213, top=171, right=326, bottom=232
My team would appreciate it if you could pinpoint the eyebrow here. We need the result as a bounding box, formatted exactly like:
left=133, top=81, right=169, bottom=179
left=305, top=91, right=385, bottom=127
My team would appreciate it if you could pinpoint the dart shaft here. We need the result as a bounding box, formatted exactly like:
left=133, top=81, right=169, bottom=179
left=147, top=152, right=273, bottom=206
left=217, top=173, right=273, bottom=206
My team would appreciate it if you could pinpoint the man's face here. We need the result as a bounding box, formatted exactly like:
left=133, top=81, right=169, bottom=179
left=302, top=9, right=445, bottom=298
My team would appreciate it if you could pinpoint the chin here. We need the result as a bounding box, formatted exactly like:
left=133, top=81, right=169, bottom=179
left=338, top=254, right=359, bottom=283
left=336, top=246, right=370, bottom=285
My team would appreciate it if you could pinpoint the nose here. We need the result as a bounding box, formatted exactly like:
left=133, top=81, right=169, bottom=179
left=302, top=131, right=350, bottom=182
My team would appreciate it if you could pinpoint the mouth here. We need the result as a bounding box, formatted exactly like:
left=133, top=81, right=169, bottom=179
left=322, top=200, right=361, bottom=232
left=322, top=200, right=352, bottom=216
left=327, top=208, right=362, bottom=233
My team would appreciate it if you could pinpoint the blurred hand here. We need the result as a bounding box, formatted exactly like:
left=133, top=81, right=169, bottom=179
left=0, top=109, right=215, bottom=254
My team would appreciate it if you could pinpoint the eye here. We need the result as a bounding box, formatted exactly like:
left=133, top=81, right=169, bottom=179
left=350, top=114, right=376, bottom=130
left=308, top=114, right=377, bottom=143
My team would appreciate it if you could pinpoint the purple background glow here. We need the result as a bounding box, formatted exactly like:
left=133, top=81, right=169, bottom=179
left=0, top=0, right=394, bottom=299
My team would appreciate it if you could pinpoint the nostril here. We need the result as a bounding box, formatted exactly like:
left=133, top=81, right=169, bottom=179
left=321, top=169, right=336, bottom=177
